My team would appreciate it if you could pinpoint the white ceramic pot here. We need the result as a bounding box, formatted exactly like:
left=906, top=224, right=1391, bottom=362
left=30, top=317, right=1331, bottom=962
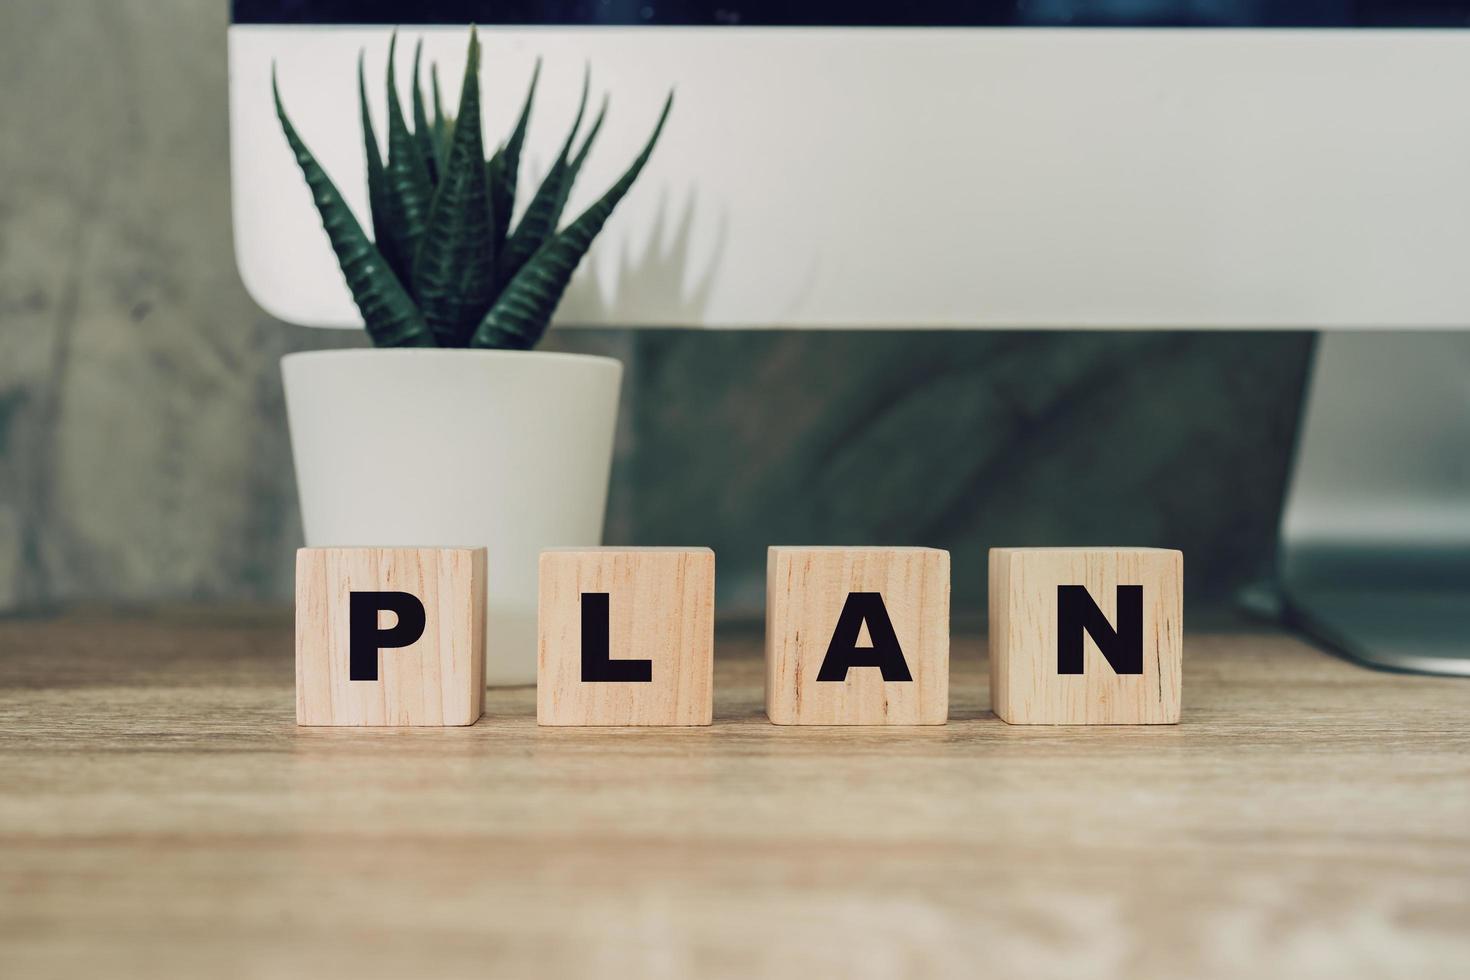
left=282, top=349, right=622, bottom=685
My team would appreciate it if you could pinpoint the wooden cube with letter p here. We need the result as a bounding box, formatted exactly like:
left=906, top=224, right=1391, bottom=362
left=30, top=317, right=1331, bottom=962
left=295, top=547, right=486, bottom=726
left=766, top=547, right=950, bottom=725
left=989, top=547, right=1182, bottom=725
left=538, top=547, right=715, bottom=726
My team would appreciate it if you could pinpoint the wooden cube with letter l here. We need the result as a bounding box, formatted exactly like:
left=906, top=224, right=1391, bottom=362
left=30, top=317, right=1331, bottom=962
left=766, top=546, right=950, bottom=725
left=295, top=546, right=486, bottom=727
left=988, top=547, right=1182, bottom=725
left=538, top=547, right=715, bottom=726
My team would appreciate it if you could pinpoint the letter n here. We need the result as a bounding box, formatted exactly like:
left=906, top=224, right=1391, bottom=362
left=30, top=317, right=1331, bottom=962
left=1056, top=585, right=1143, bottom=675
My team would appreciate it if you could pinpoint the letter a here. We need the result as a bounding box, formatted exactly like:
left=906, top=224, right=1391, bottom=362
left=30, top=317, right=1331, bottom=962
left=816, top=592, right=914, bottom=682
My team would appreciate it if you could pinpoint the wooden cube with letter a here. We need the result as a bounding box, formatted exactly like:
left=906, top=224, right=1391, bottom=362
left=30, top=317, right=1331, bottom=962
left=295, top=547, right=486, bottom=727
left=766, top=547, right=950, bottom=725
left=538, top=548, right=715, bottom=726
left=989, top=547, right=1182, bottom=725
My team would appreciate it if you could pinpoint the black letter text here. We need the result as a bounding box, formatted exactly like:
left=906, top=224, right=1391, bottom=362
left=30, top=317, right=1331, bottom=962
left=580, top=592, right=653, bottom=682
left=816, top=592, right=914, bottom=682
left=349, top=591, right=427, bottom=681
left=1057, top=585, right=1143, bottom=675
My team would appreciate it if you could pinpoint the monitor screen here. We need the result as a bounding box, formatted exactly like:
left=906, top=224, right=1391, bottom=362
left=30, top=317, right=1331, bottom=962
left=233, top=1, right=1470, bottom=28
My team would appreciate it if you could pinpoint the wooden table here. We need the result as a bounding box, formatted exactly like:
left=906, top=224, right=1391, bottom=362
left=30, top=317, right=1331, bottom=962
left=2, top=610, right=1467, bottom=979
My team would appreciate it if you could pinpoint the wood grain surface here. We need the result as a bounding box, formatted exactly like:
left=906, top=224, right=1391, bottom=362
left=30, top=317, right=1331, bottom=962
left=989, top=547, right=1182, bottom=725
left=766, top=547, right=949, bottom=725
left=538, top=548, right=715, bottom=726
left=1, top=609, right=1467, bottom=979
left=296, top=547, right=485, bottom=727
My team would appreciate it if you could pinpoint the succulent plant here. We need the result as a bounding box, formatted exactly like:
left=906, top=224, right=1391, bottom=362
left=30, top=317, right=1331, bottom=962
left=273, top=27, right=672, bottom=349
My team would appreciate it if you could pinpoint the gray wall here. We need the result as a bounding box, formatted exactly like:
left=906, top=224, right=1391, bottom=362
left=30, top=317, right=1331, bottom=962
left=0, top=0, right=1312, bottom=614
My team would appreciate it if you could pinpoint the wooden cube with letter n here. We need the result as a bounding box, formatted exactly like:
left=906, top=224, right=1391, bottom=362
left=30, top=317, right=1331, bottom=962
left=538, top=548, right=715, bottom=726
left=295, top=547, right=486, bottom=726
left=766, top=547, right=950, bottom=725
left=989, top=547, right=1182, bottom=725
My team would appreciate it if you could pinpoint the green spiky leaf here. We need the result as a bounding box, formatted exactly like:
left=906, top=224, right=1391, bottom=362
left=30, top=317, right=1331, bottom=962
left=358, top=52, right=400, bottom=278
left=383, top=33, right=434, bottom=277
left=471, top=93, right=672, bottom=350
left=411, top=40, right=439, bottom=184
left=497, top=69, right=589, bottom=288
left=487, top=60, right=540, bottom=258
left=432, top=63, right=444, bottom=127
left=274, top=69, right=435, bottom=348
left=411, top=28, right=496, bottom=346
left=560, top=96, right=607, bottom=214
left=432, top=64, right=455, bottom=163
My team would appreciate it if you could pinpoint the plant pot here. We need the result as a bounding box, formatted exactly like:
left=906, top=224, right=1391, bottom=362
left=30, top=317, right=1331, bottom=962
left=281, top=348, right=622, bottom=686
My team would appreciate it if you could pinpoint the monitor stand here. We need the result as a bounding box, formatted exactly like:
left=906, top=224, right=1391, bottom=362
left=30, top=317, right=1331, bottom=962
left=1276, top=332, right=1470, bottom=676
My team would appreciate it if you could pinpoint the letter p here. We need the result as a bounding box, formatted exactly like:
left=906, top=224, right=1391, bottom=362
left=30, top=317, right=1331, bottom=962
left=349, top=591, right=427, bottom=681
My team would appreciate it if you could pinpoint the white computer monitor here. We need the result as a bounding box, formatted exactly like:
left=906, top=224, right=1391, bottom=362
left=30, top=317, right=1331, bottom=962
left=231, top=2, right=1470, bottom=331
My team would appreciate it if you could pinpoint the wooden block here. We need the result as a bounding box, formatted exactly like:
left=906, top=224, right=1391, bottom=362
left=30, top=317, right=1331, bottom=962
left=989, top=547, right=1182, bottom=725
left=766, top=547, right=950, bottom=725
left=538, top=548, right=715, bottom=726
left=295, top=547, right=485, bottom=727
